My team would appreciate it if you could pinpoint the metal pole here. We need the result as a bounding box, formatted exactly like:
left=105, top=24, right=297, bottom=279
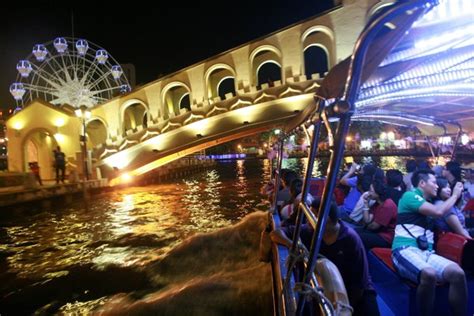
left=83, top=118, right=89, bottom=181
left=285, top=118, right=322, bottom=315
left=272, top=138, right=285, bottom=214
left=287, top=104, right=323, bottom=278
left=451, top=123, right=463, bottom=160
left=296, top=113, right=351, bottom=315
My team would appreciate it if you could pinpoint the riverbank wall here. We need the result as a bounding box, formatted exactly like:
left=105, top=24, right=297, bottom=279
left=0, top=157, right=216, bottom=211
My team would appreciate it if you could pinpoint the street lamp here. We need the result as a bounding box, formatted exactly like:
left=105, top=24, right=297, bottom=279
left=75, top=105, right=91, bottom=181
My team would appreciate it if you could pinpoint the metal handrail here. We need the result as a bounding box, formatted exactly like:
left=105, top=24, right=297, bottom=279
left=272, top=138, right=286, bottom=214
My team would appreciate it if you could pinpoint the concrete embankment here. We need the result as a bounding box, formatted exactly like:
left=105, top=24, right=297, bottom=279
left=0, top=179, right=109, bottom=209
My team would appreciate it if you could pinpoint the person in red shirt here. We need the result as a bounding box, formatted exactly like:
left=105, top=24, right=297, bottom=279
left=353, top=179, right=397, bottom=249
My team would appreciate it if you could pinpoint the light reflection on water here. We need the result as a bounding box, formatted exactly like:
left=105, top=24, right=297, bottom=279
left=0, top=159, right=272, bottom=280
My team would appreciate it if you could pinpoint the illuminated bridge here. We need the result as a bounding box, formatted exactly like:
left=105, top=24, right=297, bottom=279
left=6, top=1, right=388, bottom=181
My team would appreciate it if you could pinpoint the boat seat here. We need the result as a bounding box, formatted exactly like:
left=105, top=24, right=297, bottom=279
left=308, top=178, right=345, bottom=205
left=370, top=248, right=396, bottom=273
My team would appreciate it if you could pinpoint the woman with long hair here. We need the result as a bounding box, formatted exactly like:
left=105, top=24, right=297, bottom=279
left=433, top=177, right=472, bottom=239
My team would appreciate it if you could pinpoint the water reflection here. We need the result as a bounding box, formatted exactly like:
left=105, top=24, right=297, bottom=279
left=0, top=161, right=271, bottom=282
left=110, top=194, right=135, bottom=236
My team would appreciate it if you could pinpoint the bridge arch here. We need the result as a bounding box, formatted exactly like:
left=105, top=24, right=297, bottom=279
left=302, top=26, right=335, bottom=79
left=250, top=45, right=282, bottom=87
left=256, top=60, right=282, bottom=88
left=21, top=127, right=58, bottom=179
left=86, top=117, right=108, bottom=149
left=216, top=77, right=236, bottom=100
left=161, top=82, right=192, bottom=118
left=121, top=99, right=149, bottom=135
left=204, top=63, right=236, bottom=101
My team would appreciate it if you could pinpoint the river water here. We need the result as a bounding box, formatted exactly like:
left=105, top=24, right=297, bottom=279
left=0, top=159, right=276, bottom=315
left=0, top=156, right=433, bottom=314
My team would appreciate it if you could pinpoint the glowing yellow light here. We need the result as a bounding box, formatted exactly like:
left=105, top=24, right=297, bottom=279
left=54, top=133, right=65, bottom=142
left=190, top=119, right=209, bottom=135
left=103, top=152, right=131, bottom=169
left=346, top=136, right=352, bottom=142
left=55, top=118, right=65, bottom=127
left=121, top=173, right=132, bottom=182
left=12, top=121, right=23, bottom=130
left=380, top=132, right=387, bottom=140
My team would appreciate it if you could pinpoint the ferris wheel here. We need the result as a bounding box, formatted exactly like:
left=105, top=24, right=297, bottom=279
left=10, top=37, right=131, bottom=109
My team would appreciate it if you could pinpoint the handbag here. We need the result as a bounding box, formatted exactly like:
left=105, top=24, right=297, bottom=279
left=401, top=224, right=428, bottom=250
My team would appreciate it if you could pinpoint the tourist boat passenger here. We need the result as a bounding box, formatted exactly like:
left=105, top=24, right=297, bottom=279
left=392, top=169, right=466, bottom=316
left=433, top=177, right=472, bottom=239
left=353, top=179, right=398, bottom=250
left=271, top=199, right=380, bottom=316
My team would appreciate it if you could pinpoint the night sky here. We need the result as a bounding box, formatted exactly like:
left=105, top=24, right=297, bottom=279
left=0, top=1, right=335, bottom=112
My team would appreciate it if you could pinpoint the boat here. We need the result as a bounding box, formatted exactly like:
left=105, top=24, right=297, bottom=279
left=268, top=0, right=474, bottom=315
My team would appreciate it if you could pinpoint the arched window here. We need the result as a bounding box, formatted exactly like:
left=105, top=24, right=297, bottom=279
left=304, top=45, right=329, bottom=79
left=123, top=103, right=147, bottom=134
left=257, top=61, right=281, bottom=88
left=85, top=119, right=108, bottom=148
left=302, top=27, right=335, bottom=79
left=179, top=93, right=191, bottom=111
left=250, top=46, right=282, bottom=88
left=162, top=83, right=191, bottom=118
left=205, top=65, right=236, bottom=100
left=217, top=77, right=236, bottom=100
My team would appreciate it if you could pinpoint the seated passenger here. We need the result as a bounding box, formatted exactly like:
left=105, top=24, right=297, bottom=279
left=443, top=161, right=463, bottom=188
left=464, top=168, right=474, bottom=200
left=280, top=178, right=303, bottom=221
left=271, top=199, right=380, bottom=316
left=281, top=179, right=315, bottom=226
left=385, top=169, right=405, bottom=205
left=275, top=169, right=298, bottom=208
left=353, top=180, right=397, bottom=250
left=260, top=169, right=278, bottom=201
left=433, top=177, right=472, bottom=239
left=392, top=169, right=467, bottom=316
left=339, top=163, right=375, bottom=218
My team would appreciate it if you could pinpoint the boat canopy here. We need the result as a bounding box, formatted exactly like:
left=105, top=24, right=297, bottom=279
left=316, top=0, right=474, bottom=133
